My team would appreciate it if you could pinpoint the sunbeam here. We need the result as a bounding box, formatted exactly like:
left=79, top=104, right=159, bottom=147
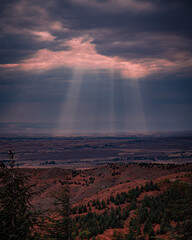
left=130, top=79, right=147, bottom=132
left=109, top=68, right=115, bottom=133
left=55, top=68, right=84, bottom=135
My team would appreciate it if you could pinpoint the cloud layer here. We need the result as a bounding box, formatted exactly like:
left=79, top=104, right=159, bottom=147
left=0, top=0, right=192, bottom=133
left=0, top=36, right=176, bottom=79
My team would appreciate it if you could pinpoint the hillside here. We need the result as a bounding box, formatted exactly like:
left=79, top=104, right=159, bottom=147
left=18, top=162, right=192, bottom=239
left=23, top=163, right=192, bottom=209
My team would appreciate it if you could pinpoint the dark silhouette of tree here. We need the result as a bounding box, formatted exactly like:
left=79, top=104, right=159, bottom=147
left=148, top=228, right=156, bottom=240
left=0, top=151, right=38, bottom=240
left=125, top=227, right=136, bottom=240
left=101, top=199, right=106, bottom=209
left=45, top=182, right=72, bottom=240
left=143, top=218, right=153, bottom=234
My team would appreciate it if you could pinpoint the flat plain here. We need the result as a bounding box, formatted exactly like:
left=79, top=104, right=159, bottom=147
left=0, top=135, right=192, bottom=169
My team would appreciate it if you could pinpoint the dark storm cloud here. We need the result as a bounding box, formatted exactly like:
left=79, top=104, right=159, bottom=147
left=0, top=33, right=42, bottom=64
left=0, top=0, right=191, bottom=72
left=59, top=0, right=192, bottom=35
left=63, top=1, right=192, bottom=61
left=1, top=0, right=192, bottom=62
left=49, top=0, right=192, bottom=62
left=27, top=0, right=192, bottom=75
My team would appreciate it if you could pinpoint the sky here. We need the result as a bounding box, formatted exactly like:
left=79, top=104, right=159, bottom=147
left=0, top=0, right=192, bottom=135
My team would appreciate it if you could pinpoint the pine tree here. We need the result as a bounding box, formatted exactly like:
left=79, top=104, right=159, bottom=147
left=92, top=199, right=96, bottom=206
left=78, top=205, right=83, bottom=214
left=101, top=199, right=106, bottom=209
left=130, top=199, right=137, bottom=210
left=149, top=228, right=156, bottom=240
left=149, top=181, right=155, bottom=191
left=89, top=205, right=92, bottom=211
left=83, top=205, right=87, bottom=213
left=143, top=218, right=153, bottom=234
left=126, top=227, right=136, bottom=240
left=0, top=152, right=38, bottom=240
left=46, top=182, right=72, bottom=240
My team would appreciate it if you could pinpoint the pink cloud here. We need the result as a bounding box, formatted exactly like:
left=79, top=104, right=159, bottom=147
left=0, top=36, right=175, bottom=79
left=49, top=21, right=69, bottom=32
left=30, top=30, right=56, bottom=41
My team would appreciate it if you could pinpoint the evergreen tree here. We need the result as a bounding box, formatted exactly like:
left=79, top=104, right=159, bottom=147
left=129, top=217, right=138, bottom=232
left=130, top=199, right=137, bottom=210
left=110, top=195, right=115, bottom=202
left=101, top=200, right=106, bottom=209
left=145, top=182, right=150, bottom=192
left=0, top=152, right=38, bottom=240
left=125, top=227, right=136, bottom=240
left=83, top=205, right=87, bottom=213
left=78, top=205, right=83, bottom=214
left=159, top=220, right=167, bottom=234
left=46, top=183, right=72, bottom=240
left=148, top=228, right=156, bottom=240
left=143, top=218, right=152, bottom=234
left=92, top=199, right=96, bottom=206
left=149, top=181, right=155, bottom=191
left=122, top=208, right=127, bottom=220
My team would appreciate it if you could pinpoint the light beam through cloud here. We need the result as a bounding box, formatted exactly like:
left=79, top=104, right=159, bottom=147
left=130, top=79, right=147, bottom=132
left=55, top=68, right=84, bottom=135
left=109, top=68, right=115, bottom=132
